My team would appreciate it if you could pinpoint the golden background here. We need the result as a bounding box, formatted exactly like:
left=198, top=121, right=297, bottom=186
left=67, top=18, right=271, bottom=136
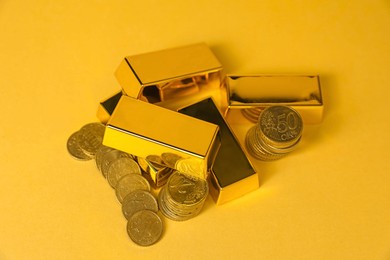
left=0, top=1, right=389, bottom=259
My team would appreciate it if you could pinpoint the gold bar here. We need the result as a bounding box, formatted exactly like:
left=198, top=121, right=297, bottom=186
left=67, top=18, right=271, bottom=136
left=96, top=91, right=122, bottom=124
left=226, top=75, right=323, bottom=124
left=178, top=98, right=259, bottom=205
left=115, top=43, right=228, bottom=115
left=103, top=95, right=220, bottom=180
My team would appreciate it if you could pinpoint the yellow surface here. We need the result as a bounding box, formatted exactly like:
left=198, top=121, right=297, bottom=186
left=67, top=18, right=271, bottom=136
left=0, top=1, right=389, bottom=259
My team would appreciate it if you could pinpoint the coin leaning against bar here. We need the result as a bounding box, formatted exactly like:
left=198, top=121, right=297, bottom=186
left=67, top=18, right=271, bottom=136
left=115, top=174, right=151, bottom=203
left=146, top=155, right=166, bottom=169
left=78, top=122, right=105, bottom=157
left=122, top=190, right=158, bottom=220
left=175, top=158, right=205, bottom=179
left=127, top=210, right=163, bottom=246
left=146, top=155, right=164, bottom=165
left=161, top=153, right=182, bottom=168
left=67, top=131, right=92, bottom=161
left=107, top=157, right=141, bottom=188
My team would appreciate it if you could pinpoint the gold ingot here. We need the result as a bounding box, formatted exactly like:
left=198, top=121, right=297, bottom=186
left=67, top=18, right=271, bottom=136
left=178, top=98, right=259, bottom=205
left=225, top=75, right=323, bottom=125
left=115, top=43, right=228, bottom=115
left=103, top=95, right=220, bottom=180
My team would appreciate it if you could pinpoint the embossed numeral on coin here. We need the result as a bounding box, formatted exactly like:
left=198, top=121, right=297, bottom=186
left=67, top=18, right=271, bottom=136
left=277, top=112, right=299, bottom=133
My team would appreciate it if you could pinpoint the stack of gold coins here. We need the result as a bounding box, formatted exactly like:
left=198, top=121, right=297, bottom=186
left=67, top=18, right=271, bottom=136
left=245, top=106, right=303, bottom=161
left=158, top=171, right=208, bottom=221
left=241, top=107, right=264, bottom=123
left=67, top=123, right=163, bottom=246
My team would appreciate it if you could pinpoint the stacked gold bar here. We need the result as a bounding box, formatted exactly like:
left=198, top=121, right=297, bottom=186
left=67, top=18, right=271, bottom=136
left=103, top=95, right=220, bottom=180
left=97, top=43, right=324, bottom=205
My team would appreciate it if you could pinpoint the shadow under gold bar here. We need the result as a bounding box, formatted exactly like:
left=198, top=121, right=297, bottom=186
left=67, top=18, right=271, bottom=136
left=102, top=95, right=220, bottom=180
left=178, top=98, right=259, bottom=205
left=115, top=42, right=228, bottom=115
left=226, top=75, right=323, bottom=125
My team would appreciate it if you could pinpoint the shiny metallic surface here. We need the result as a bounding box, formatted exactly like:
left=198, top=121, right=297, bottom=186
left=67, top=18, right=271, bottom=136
left=178, top=98, right=258, bottom=205
left=158, top=172, right=208, bottom=221
left=127, top=210, right=163, bottom=246
left=115, top=43, right=228, bottom=115
left=122, top=190, right=158, bottom=220
left=226, top=75, right=323, bottom=124
left=67, top=131, right=93, bottom=161
left=115, top=174, right=151, bottom=204
left=107, top=157, right=141, bottom=188
left=103, top=95, right=220, bottom=180
left=245, top=106, right=303, bottom=161
left=77, top=122, right=105, bottom=157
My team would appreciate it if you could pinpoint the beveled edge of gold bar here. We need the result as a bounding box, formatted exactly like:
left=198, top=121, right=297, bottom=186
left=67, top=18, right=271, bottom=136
left=115, top=59, right=142, bottom=98
left=96, top=91, right=123, bottom=124
left=226, top=74, right=324, bottom=124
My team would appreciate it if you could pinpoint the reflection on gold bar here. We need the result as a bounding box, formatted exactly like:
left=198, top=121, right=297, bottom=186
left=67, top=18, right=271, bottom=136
left=103, top=95, right=220, bottom=180
left=115, top=43, right=228, bottom=115
left=226, top=75, right=323, bottom=124
left=178, top=98, right=259, bottom=205
left=137, top=156, right=174, bottom=188
left=96, top=91, right=122, bottom=124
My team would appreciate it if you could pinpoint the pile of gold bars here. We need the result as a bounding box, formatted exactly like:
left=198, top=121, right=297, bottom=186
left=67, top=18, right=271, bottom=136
left=99, top=42, right=323, bottom=203
left=69, top=43, right=323, bottom=246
